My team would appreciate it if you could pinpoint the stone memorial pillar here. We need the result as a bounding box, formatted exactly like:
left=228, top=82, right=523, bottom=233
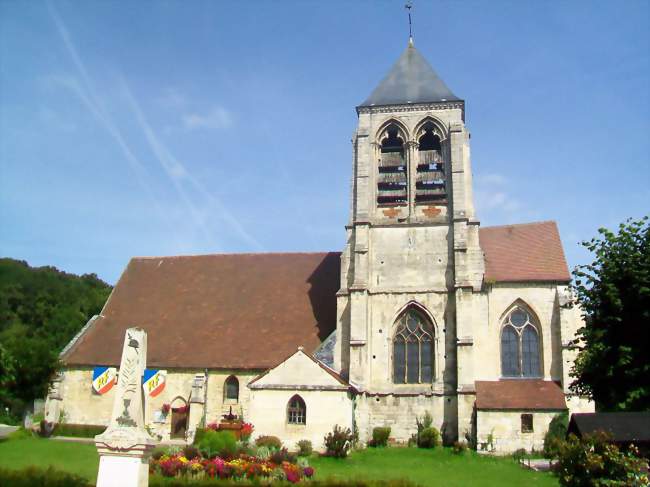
left=95, top=327, right=156, bottom=487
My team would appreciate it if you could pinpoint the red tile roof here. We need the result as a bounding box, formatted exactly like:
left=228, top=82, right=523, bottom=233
left=475, top=380, right=567, bottom=410
left=62, top=221, right=570, bottom=369
left=479, top=221, right=571, bottom=283
left=62, top=253, right=340, bottom=369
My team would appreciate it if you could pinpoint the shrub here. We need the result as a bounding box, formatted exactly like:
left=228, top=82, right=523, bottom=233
left=451, top=441, right=468, bottom=454
left=511, top=448, right=527, bottom=462
left=0, top=466, right=90, bottom=487
left=410, top=411, right=434, bottom=447
left=197, top=430, right=238, bottom=459
left=369, top=427, right=391, bottom=447
left=255, top=435, right=282, bottom=450
left=554, top=431, right=649, bottom=487
left=193, top=427, right=208, bottom=445
left=297, top=439, right=313, bottom=457
left=52, top=423, right=106, bottom=438
left=417, top=427, right=440, bottom=448
left=151, top=446, right=167, bottom=460
left=255, top=445, right=271, bottom=460
left=543, top=411, right=569, bottom=459
left=183, top=444, right=200, bottom=460
left=270, top=446, right=297, bottom=464
left=323, top=424, right=354, bottom=458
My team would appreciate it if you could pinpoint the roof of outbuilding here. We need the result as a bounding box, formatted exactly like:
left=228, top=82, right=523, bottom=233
left=62, top=252, right=340, bottom=369
left=475, top=380, right=567, bottom=410
left=479, top=221, right=571, bottom=283
left=359, top=42, right=461, bottom=108
left=568, top=413, right=650, bottom=443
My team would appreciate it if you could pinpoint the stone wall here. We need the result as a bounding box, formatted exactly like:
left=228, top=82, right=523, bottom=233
left=476, top=410, right=559, bottom=453
left=248, top=389, right=353, bottom=451
left=354, top=393, right=452, bottom=444
left=55, top=368, right=261, bottom=441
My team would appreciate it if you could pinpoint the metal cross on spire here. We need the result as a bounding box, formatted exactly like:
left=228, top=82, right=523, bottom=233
left=405, top=1, right=414, bottom=46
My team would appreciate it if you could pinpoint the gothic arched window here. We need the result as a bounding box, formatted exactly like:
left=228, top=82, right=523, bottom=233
left=393, top=308, right=434, bottom=384
left=224, top=375, right=239, bottom=402
left=287, top=395, right=306, bottom=425
left=416, top=121, right=446, bottom=203
left=377, top=124, right=407, bottom=205
left=500, top=306, right=541, bottom=377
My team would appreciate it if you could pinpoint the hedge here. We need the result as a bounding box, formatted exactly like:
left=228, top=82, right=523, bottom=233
left=0, top=466, right=90, bottom=487
left=52, top=423, right=106, bottom=438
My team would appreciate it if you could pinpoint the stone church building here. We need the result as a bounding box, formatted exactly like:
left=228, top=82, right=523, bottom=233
left=45, top=40, right=593, bottom=453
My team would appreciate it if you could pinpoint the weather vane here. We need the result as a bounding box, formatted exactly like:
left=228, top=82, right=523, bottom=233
left=405, top=1, right=413, bottom=41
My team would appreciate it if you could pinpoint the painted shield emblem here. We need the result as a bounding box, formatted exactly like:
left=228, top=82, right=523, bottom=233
left=143, top=369, right=167, bottom=398
left=92, top=366, right=116, bottom=395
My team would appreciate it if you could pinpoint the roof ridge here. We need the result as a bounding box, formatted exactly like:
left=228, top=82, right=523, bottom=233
left=131, top=251, right=340, bottom=260
left=481, top=220, right=557, bottom=230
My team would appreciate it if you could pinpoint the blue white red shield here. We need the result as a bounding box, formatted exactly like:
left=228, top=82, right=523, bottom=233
left=143, top=369, right=166, bottom=397
left=92, top=367, right=116, bottom=395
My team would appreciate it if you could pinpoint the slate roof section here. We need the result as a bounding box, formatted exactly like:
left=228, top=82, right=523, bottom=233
left=62, top=252, right=340, bottom=369
left=359, top=42, right=461, bottom=107
left=568, top=413, right=650, bottom=443
left=475, top=380, right=567, bottom=410
left=479, top=221, right=571, bottom=283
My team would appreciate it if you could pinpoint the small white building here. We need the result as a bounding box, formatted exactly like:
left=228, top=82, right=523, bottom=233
left=46, top=38, right=593, bottom=453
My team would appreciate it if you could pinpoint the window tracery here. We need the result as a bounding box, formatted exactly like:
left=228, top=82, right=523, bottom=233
left=287, top=395, right=306, bottom=425
left=500, top=306, right=541, bottom=377
left=393, top=308, right=434, bottom=384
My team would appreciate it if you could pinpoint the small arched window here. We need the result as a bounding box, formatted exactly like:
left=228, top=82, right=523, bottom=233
left=377, top=124, right=407, bottom=205
left=393, top=308, right=434, bottom=384
left=500, top=306, right=541, bottom=378
left=224, top=375, right=239, bottom=402
left=416, top=121, right=445, bottom=204
left=287, top=395, right=306, bottom=425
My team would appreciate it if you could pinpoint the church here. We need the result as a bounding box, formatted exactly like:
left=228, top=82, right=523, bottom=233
left=45, top=39, right=594, bottom=453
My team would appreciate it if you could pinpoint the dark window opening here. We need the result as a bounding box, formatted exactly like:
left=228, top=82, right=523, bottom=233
left=378, top=125, right=407, bottom=205
left=416, top=124, right=445, bottom=204
left=521, top=414, right=534, bottom=433
left=287, top=395, right=306, bottom=425
left=224, top=375, right=239, bottom=402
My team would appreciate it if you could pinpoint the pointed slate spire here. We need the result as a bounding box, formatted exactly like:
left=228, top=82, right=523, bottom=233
left=360, top=42, right=460, bottom=107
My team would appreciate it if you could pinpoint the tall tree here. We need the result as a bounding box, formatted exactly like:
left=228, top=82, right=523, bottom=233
left=0, top=259, right=112, bottom=413
left=570, top=217, right=650, bottom=411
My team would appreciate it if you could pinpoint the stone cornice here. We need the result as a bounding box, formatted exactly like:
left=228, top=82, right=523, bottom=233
left=357, top=100, right=465, bottom=116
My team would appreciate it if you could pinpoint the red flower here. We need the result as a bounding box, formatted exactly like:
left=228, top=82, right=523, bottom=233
left=161, top=403, right=171, bottom=414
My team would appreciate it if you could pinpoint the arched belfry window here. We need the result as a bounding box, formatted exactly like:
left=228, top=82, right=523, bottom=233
left=377, top=124, right=407, bottom=205
left=416, top=122, right=446, bottom=203
left=393, top=308, right=434, bottom=384
left=500, top=306, right=541, bottom=377
left=287, top=395, right=306, bottom=425
left=224, top=375, right=239, bottom=402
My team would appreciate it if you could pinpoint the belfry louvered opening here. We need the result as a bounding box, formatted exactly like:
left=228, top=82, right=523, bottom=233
left=377, top=125, right=407, bottom=205
left=416, top=123, right=446, bottom=203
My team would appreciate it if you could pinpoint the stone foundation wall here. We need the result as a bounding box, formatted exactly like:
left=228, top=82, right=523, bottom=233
left=476, top=410, right=559, bottom=453
left=354, top=393, right=453, bottom=444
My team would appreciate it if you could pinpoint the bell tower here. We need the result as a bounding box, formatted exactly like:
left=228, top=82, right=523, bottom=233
left=335, top=39, right=485, bottom=442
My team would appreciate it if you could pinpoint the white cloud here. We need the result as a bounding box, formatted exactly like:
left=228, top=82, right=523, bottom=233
left=182, top=107, right=232, bottom=130
left=474, top=172, right=523, bottom=220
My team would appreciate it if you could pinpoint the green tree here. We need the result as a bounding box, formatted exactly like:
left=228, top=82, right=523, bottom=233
left=0, top=259, right=112, bottom=412
left=570, top=217, right=650, bottom=411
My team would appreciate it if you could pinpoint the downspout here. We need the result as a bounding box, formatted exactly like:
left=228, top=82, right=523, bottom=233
left=202, top=368, right=208, bottom=428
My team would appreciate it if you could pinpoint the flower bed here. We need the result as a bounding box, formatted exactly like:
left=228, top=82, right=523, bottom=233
left=151, top=453, right=314, bottom=483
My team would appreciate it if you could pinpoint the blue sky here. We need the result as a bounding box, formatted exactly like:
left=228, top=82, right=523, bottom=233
left=1, top=0, right=648, bottom=284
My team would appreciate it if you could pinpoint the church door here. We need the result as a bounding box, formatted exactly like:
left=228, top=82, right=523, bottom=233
left=170, top=406, right=188, bottom=439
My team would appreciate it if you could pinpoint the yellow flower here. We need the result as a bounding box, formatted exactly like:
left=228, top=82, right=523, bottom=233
left=179, top=456, right=189, bottom=463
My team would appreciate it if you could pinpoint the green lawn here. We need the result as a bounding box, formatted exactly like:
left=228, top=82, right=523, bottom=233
left=0, top=434, right=99, bottom=481
left=311, top=448, right=557, bottom=487
left=0, top=435, right=557, bottom=487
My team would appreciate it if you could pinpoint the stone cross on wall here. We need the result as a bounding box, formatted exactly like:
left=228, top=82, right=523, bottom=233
left=95, top=327, right=155, bottom=487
